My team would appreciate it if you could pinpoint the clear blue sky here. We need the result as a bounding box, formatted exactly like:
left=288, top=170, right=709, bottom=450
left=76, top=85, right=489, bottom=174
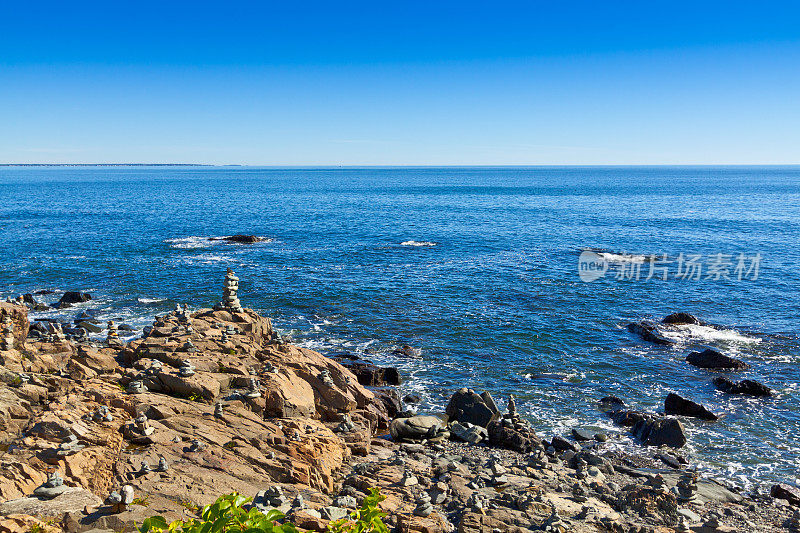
left=2, top=1, right=799, bottom=165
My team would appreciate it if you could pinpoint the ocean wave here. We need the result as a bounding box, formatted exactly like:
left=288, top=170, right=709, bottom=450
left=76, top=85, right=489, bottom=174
left=137, top=297, right=165, bottom=304
left=185, top=254, right=232, bottom=264
left=164, top=236, right=213, bottom=249
left=660, top=324, right=762, bottom=344
left=597, top=252, right=648, bottom=263
left=401, top=240, right=436, bottom=247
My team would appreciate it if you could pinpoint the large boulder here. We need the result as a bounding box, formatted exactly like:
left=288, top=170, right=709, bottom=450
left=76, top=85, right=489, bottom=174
left=604, top=400, right=687, bottom=448
left=487, top=419, right=540, bottom=453
left=336, top=361, right=400, bottom=386
left=662, top=312, right=700, bottom=325
left=713, top=377, right=773, bottom=396
left=626, top=321, right=674, bottom=345
left=631, top=416, right=687, bottom=448
left=664, top=393, right=718, bottom=421
left=445, top=389, right=500, bottom=428
left=389, top=415, right=446, bottom=441
left=686, top=348, right=749, bottom=370
left=57, top=292, right=92, bottom=308
left=0, top=303, right=29, bottom=348
left=771, top=483, right=800, bottom=506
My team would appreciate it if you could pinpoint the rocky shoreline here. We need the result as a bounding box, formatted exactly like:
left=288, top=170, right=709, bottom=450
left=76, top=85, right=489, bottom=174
left=0, top=273, right=798, bottom=532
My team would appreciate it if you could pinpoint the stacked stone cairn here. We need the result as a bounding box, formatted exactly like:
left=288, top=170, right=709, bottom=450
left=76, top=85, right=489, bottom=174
left=215, top=268, right=243, bottom=312
left=244, top=377, right=260, bottom=398
left=1, top=317, right=14, bottom=350
left=106, top=320, right=121, bottom=347
left=33, top=471, right=68, bottom=499
left=179, top=359, right=195, bottom=377
left=127, top=379, right=147, bottom=394
left=673, top=471, right=699, bottom=502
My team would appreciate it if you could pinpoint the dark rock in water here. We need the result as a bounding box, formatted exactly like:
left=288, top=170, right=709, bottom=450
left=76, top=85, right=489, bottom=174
left=337, top=361, right=400, bottom=386
left=34, top=289, right=56, bottom=295
left=611, top=409, right=648, bottom=427
left=487, top=419, right=541, bottom=453
left=77, top=321, right=103, bottom=334
left=403, top=394, right=421, bottom=404
left=632, top=416, right=687, bottom=448
left=626, top=321, right=675, bottom=345
left=550, top=435, right=579, bottom=452
left=329, top=351, right=360, bottom=361
left=713, top=377, right=773, bottom=396
left=771, top=483, right=800, bottom=506
left=686, top=348, right=749, bottom=370
left=599, top=396, right=626, bottom=412
left=118, top=324, right=134, bottom=331
left=22, top=293, right=38, bottom=306
left=391, top=344, right=420, bottom=358
left=571, top=428, right=594, bottom=441
left=372, top=388, right=402, bottom=419
left=654, top=452, right=683, bottom=469
left=664, top=393, right=718, bottom=421
left=58, top=291, right=92, bottom=308
left=445, top=388, right=500, bottom=428
left=211, top=235, right=264, bottom=244
left=662, top=312, right=700, bottom=325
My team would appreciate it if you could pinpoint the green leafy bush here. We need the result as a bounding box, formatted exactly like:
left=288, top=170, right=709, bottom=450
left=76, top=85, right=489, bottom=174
left=138, top=488, right=388, bottom=533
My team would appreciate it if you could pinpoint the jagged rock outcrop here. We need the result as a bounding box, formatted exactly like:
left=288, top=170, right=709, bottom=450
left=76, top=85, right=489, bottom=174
left=713, top=377, right=773, bottom=396
left=664, top=393, right=719, bottom=421
left=445, top=389, right=500, bottom=428
left=686, top=348, right=749, bottom=370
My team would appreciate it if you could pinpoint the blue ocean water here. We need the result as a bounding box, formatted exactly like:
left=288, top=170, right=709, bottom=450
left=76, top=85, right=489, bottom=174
left=1, top=165, right=799, bottom=490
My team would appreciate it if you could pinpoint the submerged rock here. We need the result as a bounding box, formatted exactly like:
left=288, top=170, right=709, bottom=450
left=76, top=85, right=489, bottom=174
left=626, top=321, right=674, bottom=345
left=664, top=393, right=719, bottom=421
left=211, top=235, right=264, bottom=244
left=713, top=377, right=773, bottom=396
left=686, top=348, right=749, bottom=370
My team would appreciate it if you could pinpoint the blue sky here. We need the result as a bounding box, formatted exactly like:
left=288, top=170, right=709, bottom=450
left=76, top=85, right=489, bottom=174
left=2, top=1, right=799, bottom=164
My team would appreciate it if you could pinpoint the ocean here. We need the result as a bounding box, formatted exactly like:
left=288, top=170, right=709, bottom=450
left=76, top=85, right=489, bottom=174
left=1, top=165, right=799, bottom=491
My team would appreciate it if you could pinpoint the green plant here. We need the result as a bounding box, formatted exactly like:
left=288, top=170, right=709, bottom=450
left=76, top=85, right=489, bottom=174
left=138, top=489, right=389, bottom=533
left=139, top=493, right=299, bottom=533
left=328, top=488, right=389, bottom=533
left=132, top=497, right=150, bottom=507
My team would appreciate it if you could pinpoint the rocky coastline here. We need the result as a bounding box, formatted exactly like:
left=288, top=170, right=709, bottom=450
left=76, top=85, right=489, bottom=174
left=0, top=273, right=798, bottom=532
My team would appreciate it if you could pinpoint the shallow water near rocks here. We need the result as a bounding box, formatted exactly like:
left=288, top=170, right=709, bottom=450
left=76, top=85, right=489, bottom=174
left=1, top=165, right=799, bottom=490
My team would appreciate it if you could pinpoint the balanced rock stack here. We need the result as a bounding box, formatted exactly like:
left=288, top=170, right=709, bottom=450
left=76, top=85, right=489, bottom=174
left=1, top=317, right=14, bottom=350
left=107, top=320, right=121, bottom=347
left=216, top=268, right=243, bottom=312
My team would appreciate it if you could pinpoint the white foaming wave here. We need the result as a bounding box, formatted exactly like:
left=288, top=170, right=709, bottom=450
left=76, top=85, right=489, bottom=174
left=401, top=240, right=436, bottom=247
left=137, top=297, right=165, bottom=304
left=597, top=252, right=647, bottom=263
left=660, top=324, right=762, bottom=344
left=185, top=254, right=232, bottom=264
left=164, top=236, right=213, bottom=249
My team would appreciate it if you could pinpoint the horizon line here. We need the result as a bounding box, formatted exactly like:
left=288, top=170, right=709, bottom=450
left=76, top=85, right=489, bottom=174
left=2, top=163, right=800, bottom=168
